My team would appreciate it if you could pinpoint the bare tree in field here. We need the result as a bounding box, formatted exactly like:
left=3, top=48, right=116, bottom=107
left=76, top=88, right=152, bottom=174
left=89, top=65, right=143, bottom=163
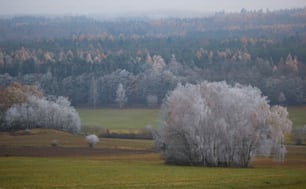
left=154, top=81, right=292, bottom=167
left=115, top=83, right=127, bottom=108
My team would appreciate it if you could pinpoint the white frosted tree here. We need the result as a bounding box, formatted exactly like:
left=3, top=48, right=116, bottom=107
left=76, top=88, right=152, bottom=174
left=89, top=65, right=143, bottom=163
left=269, top=105, right=292, bottom=161
left=115, top=83, right=127, bottom=108
left=5, top=95, right=80, bottom=134
left=152, top=55, right=166, bottom=71
left=5, top=103, right=33, bottom=130
left=278, top=92, right=286, bottom=105
left=86, top=134, right=100, bottom=148
left=146, top=94, right=158, bottom=108
left=89, top=76, right=98, bottom=108
left=154, top=81, right=292, bottom=167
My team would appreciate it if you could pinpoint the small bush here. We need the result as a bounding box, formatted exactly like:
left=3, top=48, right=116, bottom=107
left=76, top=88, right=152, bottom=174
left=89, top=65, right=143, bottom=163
left=291, top=126, right=306, bottom=145
left=86, top=134, right=100, bottom=148
left=51, top=139, right=59, bottom=147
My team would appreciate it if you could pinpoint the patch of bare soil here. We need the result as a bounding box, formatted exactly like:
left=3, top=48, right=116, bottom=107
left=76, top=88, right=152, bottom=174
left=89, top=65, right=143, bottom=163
left=0, top=146, right=153, bottom=158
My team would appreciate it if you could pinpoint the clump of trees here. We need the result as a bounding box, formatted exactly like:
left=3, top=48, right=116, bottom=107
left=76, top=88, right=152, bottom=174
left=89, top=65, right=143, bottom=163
left=154, top=81, right=292, bottom=167
left=0, top=82, right=80, bottom=134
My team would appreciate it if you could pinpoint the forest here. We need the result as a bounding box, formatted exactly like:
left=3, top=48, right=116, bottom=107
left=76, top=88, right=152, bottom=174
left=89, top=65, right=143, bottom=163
left=1, top=6, right=306, bottom=187
left=0, top=8, right=306, bottom=106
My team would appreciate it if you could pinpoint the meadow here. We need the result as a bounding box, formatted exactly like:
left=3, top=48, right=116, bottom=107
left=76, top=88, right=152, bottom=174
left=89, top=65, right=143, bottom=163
left=78, top=109, right=159, bottom=137
left=0, top=129, right=306, bottom=189
left=287, top=106, right=306, bottom=128
left=78, top=108, right=159, bottom=129
left=77, top=107, right=306, bottom=131
left=78, top=107, right=306, bottom=144
left=1, top=152, right=306, bottom=189
left=0, top=107, right=305, bottom=189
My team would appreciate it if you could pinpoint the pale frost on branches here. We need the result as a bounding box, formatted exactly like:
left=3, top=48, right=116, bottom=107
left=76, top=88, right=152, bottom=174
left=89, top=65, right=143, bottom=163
left=86, top=134, right=100, bottom=147
left=5, top=95, right=80, bottom=133
left=115, top=83, right=127, bottom=108
left=154, top=81, right=292, bottom=167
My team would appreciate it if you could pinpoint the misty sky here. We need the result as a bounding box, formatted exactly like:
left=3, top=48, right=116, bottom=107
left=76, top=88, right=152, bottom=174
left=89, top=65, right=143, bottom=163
left=0, top=0, right=305, bottom=16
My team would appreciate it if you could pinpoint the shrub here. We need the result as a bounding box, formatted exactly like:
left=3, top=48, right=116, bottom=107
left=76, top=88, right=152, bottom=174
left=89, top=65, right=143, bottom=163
left=51, top=139, right=59, bottom=147
left=86, top=134, right=100, bottom=148
left=291, top=126, right=306, bottom=145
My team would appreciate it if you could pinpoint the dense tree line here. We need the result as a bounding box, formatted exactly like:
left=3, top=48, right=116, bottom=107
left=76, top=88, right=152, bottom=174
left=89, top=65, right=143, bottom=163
left=0, top=8, right=305, bottom=106
left=0, top=8, right=305, bottom=41
left=0, top=58, right=305, bottom=107
left=0, top=33, right=305, bottom=77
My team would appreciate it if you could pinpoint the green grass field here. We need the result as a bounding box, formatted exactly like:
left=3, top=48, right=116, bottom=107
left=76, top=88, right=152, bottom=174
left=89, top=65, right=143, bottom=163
left=288, top=106, right=306, bottom=128
left=0, top=107, right=305, bottom=189
left=78, top=108, right=159, bottom=129
left=0, top=146, right=306, bottom=189
left=77, top=107, right=306, bottom=131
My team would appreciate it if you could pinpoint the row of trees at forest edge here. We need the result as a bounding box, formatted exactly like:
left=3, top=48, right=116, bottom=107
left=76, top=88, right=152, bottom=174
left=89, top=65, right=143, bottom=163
left=0, top=82, right=80, bottom=133
left=154, top=81, right=292, bottom=167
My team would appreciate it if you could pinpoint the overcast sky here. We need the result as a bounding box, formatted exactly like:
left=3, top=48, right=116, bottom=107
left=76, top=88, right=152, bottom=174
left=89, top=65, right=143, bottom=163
left=0, top=0, right=305, bottom=16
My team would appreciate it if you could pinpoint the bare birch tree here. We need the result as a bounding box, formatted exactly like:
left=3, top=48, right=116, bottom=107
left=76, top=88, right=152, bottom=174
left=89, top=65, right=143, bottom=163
left=89, top=76, right=98, bottom=108
left=115, top=83, right=127, bottom=108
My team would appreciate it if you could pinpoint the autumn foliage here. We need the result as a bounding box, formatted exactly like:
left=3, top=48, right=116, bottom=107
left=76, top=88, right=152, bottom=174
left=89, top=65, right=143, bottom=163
left=0, top=82, right=41, bottom=113
left=0, top=82, right=80, bottom=133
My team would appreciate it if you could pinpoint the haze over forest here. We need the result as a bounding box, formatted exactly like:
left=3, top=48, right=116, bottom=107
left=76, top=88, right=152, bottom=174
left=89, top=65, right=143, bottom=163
left=0, top=1, right=306, bottom=108
left=1, top=0, right=306, bottom=17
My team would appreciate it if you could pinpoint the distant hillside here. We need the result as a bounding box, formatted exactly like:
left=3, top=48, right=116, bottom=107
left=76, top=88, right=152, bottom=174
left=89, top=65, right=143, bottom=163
left=0, top=8, right=305, bottom=106
left=0, top=8, right=305, bottom=41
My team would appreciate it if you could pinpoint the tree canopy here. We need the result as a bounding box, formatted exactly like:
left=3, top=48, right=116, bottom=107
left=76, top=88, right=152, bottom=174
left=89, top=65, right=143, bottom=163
left=0, top=82, right=80, bottom=133
left=154, top=81, right=292, bottom=167
left=0, top=9, right=305, bottom=107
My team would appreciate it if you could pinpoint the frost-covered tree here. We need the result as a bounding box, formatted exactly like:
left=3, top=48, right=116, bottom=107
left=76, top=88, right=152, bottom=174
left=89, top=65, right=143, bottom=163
left=146, top=94, right=158, bottom=108
left=86, top=134, right=100, bottom=147
left=115, top=83, right=127, bottom=108
left=154, top=81, right=292, bottom=167
left=89, top=76, right=98, bottom=108
left=5, top=95, right=80, bottom=133
left=278, top=92, right=286, bottom=105
left=152, top=55, right=166, bottom=71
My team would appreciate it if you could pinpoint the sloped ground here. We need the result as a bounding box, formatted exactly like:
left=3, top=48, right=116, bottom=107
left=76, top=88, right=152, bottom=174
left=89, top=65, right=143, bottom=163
left=0, top=129, right=305, bottom=168
left=0, top=146, right=152, bottom=157
left=1, top=129, right=306, bottom=189
left=0, top=129, right=154, bottom=158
